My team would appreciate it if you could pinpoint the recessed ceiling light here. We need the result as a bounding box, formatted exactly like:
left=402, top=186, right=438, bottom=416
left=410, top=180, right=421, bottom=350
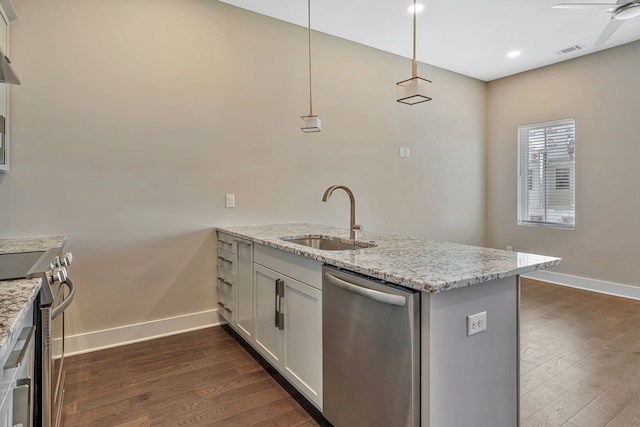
left=407, top=4, right=424, bottom=13
left=507, top=50, right=521, bottom=58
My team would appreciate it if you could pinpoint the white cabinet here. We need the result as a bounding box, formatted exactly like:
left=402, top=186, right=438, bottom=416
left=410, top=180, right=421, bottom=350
left=281, top=274, right=322, bottom=407
left=235, top=239, right=254, bottom=342
left=253, top=244, right=323, bottom=409
left=0, top=0, right=16, bottom=172
left=215, top=234, right=323, bottom=409
left=0, top=384, right=12, bottom=427
left=215, top=233, right=237, bottom=324
left=0, top=303, right=34, bottom=427
left=216, top=232, right=254, bottom=342
left=253, top=264, right=284, bottom=366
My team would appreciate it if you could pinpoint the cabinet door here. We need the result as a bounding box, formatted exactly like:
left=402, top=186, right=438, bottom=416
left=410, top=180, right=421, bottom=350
left=0, top=12, right=8, bottom=171
left=0, top=387, right=12, bottom=427
left=253, top=264, right=283, bottom=367
left=283, top=278, right=323, bottom=409
left=235, top=239, right=254, bottom=341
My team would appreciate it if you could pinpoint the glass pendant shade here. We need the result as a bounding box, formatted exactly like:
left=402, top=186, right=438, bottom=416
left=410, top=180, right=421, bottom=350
left=301, top=115, right=321, bottom=132
left=397, top=0, right=432, bottom=105
left=396, top=76, right=432, bottom=105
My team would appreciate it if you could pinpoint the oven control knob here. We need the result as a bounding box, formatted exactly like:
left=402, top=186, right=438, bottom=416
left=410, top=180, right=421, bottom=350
left=50, top=256, right=62, bottom=269
left=50, top=267, right=67, bottom=284
left=60, top=252, right=73, bottom=266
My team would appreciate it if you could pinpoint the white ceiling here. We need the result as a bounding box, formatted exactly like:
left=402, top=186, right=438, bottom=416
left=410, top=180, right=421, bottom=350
left=218, top=0, right=640, bottom=81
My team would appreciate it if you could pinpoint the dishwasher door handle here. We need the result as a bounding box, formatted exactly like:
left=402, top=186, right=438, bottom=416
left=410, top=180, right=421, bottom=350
left=325, top=273, right=406, bottom=307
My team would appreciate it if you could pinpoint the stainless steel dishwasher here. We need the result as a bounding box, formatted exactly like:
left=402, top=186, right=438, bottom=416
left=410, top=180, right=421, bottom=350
left=323, top=266, right=420, bottom=427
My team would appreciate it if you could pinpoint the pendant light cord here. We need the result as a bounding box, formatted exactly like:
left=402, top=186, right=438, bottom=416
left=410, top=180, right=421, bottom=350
left=308, top=0, right=313, bottom=116
left=412, top=0, right=417, bottom=78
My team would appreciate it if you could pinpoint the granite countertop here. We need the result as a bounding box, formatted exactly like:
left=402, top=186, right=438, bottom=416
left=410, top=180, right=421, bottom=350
left=216, top=223, right=561, bottom=293
left=0, top=236, right=66, bottom=362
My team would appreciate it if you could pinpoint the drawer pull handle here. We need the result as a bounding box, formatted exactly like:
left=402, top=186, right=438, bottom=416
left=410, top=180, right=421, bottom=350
left=4, top=326, right=35, bottom=370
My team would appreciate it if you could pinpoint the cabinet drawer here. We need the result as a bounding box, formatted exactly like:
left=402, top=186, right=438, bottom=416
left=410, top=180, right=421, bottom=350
left=217, top=232, right=237, bottom=255
left=217, top=292, right=234, bottom=322
left=217, top=267, right=235, bottom=287
left=254, top=244, right=322, bottom=290
left=217, top=249, right=236, bottom=273
left=216, top=276, right=234, bottom=298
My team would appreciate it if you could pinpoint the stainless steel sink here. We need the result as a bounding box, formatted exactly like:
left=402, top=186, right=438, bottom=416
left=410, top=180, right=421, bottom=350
left=281, top=236, right=376, bottom=251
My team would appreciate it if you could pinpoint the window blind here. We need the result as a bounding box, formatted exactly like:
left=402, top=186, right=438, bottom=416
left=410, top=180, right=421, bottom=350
left=517, top=119, right=575, bottom=229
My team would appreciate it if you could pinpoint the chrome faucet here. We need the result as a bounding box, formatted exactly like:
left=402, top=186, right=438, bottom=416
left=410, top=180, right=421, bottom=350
left=322, top=185, right=361, bottom=240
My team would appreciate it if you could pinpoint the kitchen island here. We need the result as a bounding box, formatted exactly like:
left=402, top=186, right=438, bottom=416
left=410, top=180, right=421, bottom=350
left=216, top=223, right=559, bottom=293
left=215, top=223, right=561, bottom=427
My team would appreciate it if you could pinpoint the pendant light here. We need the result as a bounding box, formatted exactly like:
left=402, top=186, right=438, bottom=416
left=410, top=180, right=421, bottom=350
left=396, top=0, right=432, bottom=105
left=301, top=0, right=321, bottom=132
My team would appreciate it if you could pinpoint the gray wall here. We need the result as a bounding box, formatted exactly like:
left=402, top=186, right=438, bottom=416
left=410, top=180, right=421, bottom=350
left=486, top=40, right=640, bottom=287
left=0, top=0, right=487, bottom=336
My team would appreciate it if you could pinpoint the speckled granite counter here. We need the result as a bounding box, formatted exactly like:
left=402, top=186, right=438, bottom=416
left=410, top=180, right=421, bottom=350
left=0, top=236, right=66, bottom=362
left=215, top=223, right=561, bottom=293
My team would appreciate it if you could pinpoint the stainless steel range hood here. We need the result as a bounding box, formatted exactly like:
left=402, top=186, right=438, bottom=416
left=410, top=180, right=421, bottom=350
left=0, top=45, right=20, bottom=85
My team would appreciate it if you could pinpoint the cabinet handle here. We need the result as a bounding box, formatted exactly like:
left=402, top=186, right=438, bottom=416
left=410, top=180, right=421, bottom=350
left=276, top=279, right=285, bottom=331
left=275, top=279, right=281, bottom=328
left=4, top=326, right=35, bottom=370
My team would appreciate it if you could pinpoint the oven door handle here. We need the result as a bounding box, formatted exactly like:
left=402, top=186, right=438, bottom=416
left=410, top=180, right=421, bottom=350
left=52, top=278, right=76, bottom=319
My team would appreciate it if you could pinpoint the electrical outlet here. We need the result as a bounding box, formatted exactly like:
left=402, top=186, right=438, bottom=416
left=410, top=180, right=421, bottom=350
left=399, top=147, right=406, bottom=157
left=225, top=194, right=235, bottom=208
left=506, top=245, right=513, bottom=251
left=405, top=147, right=411, bottom=158
left=466, top=311, right=487, bottom=336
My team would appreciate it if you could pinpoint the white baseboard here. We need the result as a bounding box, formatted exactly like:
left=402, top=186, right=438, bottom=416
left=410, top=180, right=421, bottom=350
left=53, top=309, right=227, bottom=357
left=522, top=270, right=640, bottom=301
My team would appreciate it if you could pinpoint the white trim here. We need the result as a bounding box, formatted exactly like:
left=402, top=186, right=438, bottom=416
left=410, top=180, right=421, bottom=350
left=522, top=270, right=640, bottom=301
left=53, top=309, right=227, bottom=358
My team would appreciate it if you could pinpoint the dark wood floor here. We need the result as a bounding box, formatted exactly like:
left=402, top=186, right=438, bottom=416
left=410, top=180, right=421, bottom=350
left=61, top=326, right=322, bottom=426
left=62, top=279, right=640, bottom=426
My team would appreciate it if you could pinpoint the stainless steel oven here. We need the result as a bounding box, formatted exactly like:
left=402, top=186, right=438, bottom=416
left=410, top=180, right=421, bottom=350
left=26, top=248, right=75, bottom=427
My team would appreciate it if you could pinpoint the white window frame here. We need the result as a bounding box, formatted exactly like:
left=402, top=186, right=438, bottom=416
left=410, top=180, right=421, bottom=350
left=517, top=118, right=575, bottom=229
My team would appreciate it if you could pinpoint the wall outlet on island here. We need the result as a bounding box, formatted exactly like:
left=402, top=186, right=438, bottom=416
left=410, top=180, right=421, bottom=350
left=467, top=311, right=487, bottom=336
left=506, top=245, right=513, bottom=251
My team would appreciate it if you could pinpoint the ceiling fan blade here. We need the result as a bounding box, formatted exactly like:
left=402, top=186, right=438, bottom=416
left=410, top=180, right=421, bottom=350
left=595, top=17, right=625, bottom=44
left=551, top=3, right=617, bottom=9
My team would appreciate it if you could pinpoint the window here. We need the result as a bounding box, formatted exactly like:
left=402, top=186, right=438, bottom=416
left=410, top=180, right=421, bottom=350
left=555, top=168, right=570, bottom=190
left=518, top=119, right=575, bottom=229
